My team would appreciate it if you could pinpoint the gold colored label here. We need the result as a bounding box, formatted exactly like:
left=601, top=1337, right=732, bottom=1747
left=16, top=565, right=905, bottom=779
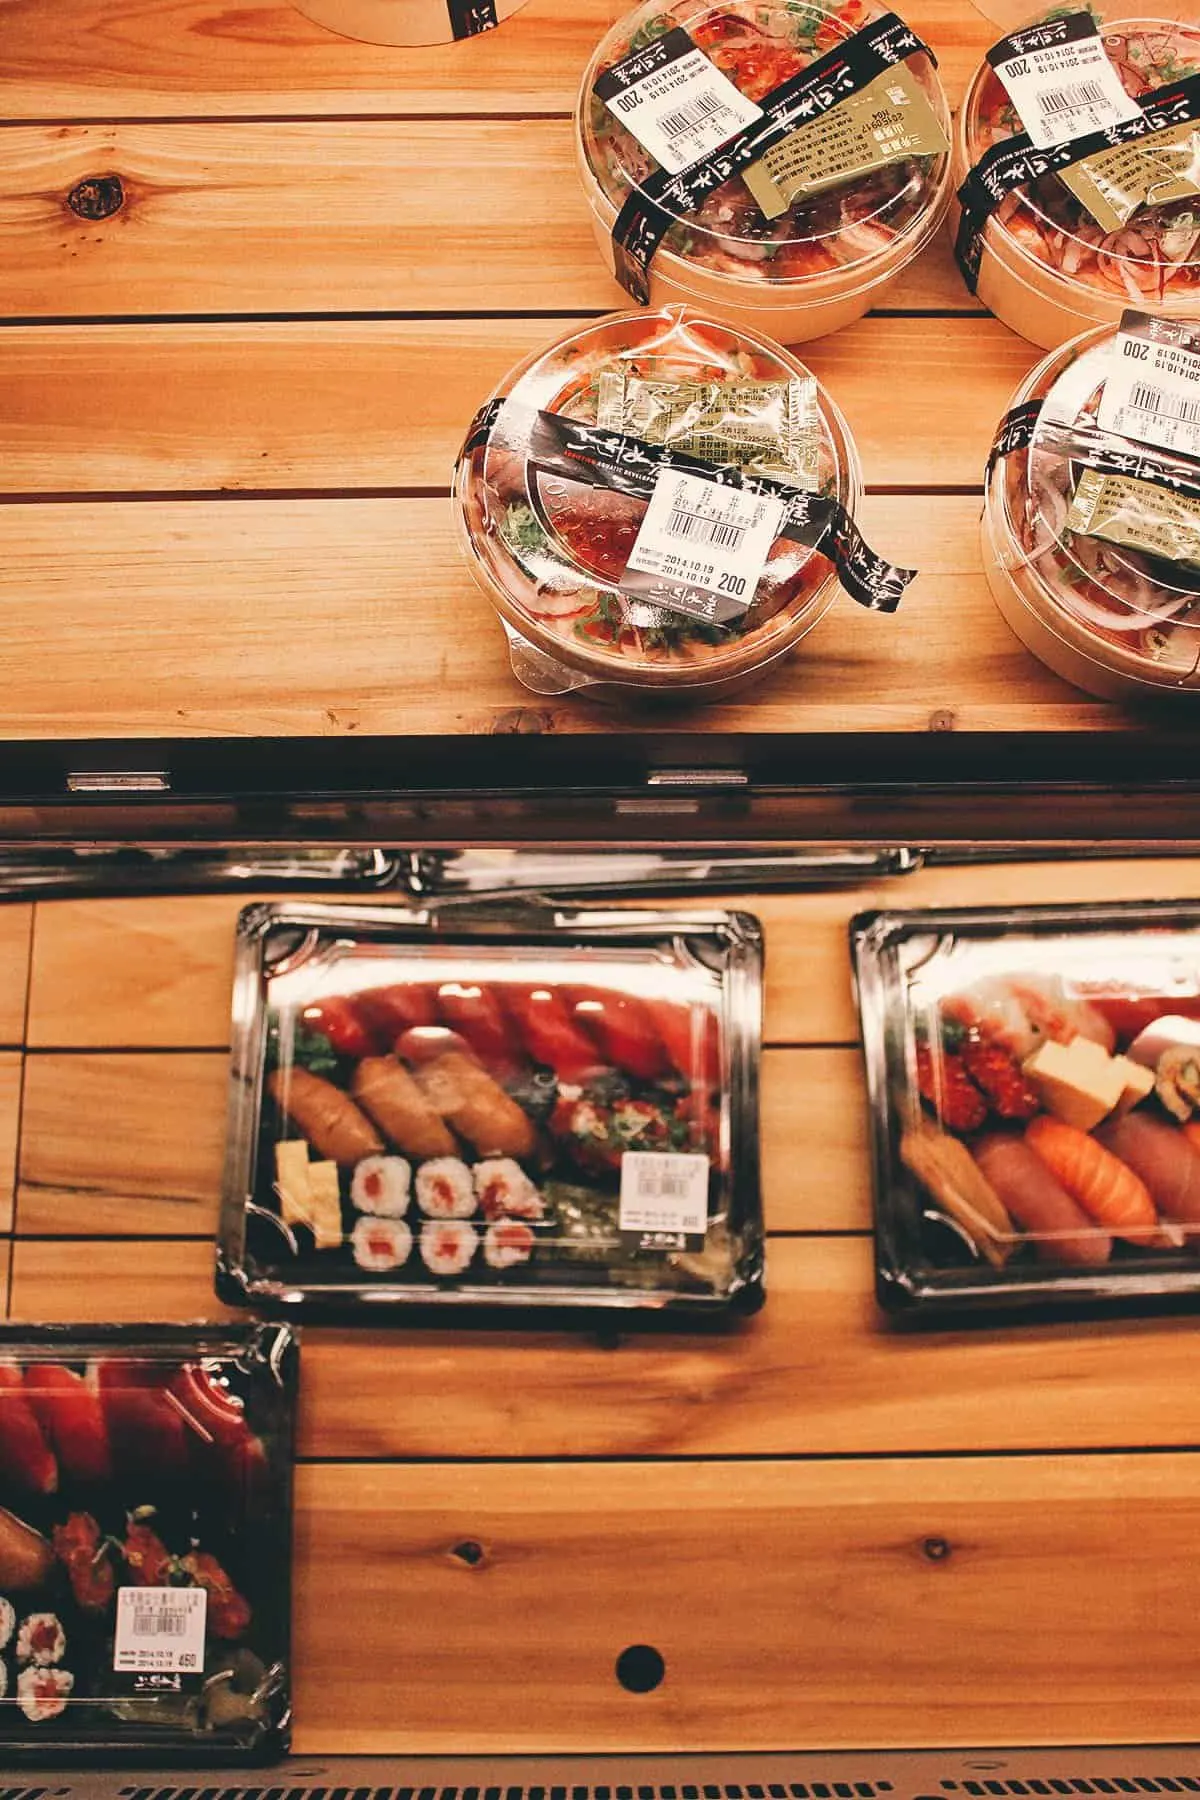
left=1066, top=467, right=1200, bottom=566
left=595, top=372, right=820, bottom=487
left=740, top=65, right=949, bottom=221
left=1060, top=120, right=1200, bottom=234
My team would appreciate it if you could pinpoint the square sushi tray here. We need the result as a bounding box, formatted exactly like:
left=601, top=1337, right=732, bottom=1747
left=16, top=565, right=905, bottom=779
left=218, top=901, right=765, bottom=1317
left=854, top=900, right=1200, bottom=1322
left=0, top=1323, right=297, bottom=1765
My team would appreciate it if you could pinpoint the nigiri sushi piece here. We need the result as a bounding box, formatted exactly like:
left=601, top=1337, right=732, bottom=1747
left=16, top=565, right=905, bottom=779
left=472, top=1158, right=544, bottom=1221
left=351, top=1215, right=413, bottom=1271
left=943, top=974, right=1116, bottom=1062
left=0, top=1366, right=57, bottom=1495
left=23, top=1363, right=111, bottom=1485
left=17, top=1665, right=73, bottom=1722
left=1025, top=1115, right=1158, bottom=1243
left=484, top=1218, right=535, bottom=1270
left=351, top=1154, right=412, bottom=1218
left=420, top=1219, right=478, bottom=1277
left=416, top=1156, right=476, bottom=1219
left=974, top=1134, right=1111, bottom=1267
left=1097, top=1114, right=1200, bottom=1239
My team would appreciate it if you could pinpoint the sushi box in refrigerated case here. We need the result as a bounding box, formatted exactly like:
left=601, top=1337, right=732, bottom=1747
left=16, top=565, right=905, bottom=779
left=853, top=900, right=1200, bottom=1322
left=218, top=901, right=765, bottom=1317
left=0, top=1323, right=297, bottom=1765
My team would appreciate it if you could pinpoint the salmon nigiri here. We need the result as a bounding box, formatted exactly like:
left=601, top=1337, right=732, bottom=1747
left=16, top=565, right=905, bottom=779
left=1025, top=1115, right=1158, bottom=1244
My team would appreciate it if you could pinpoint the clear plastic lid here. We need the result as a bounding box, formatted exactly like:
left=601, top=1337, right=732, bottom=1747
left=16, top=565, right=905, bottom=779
left=960, top=4, right=1200, bottom=309
left=988, top=319, right=1200, bottom=688
left=220, top=901, right=765, bottom=1316
left=0, top=1324, right=295, bottom=1763
left=453, top=306, right=859, bottom=689
left=578, top=0, right=952, bottom=293
left=855, top=901, right=1200, bottom=1317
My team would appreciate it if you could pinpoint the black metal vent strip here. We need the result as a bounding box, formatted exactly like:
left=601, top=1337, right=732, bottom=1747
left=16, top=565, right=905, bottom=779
left=116, top=1785, right=896, bottom=1800
left=941, top=1783, right=1200, bottom=1795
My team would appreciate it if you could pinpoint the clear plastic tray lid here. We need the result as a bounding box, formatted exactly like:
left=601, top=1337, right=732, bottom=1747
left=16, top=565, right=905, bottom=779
left=994, top=318, right=1200, bottom=676
left=0, top=1323, right=296, bottom=1761
left=967, top=0, right=1195, bottom=31
left=580, top=0, right=951, bottom=287
left=220, top=901, right=766, bottom=1315
left=855, top=903, right=1200, bottom=1311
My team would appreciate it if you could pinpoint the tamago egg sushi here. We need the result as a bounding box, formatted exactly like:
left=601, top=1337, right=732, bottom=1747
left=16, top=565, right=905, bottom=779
left=416, top=1157, right=475, bottom=1219
left=420, top=1219, right=478, bottom=1276
left=351, top=1215, right=413, bottom=1271
left=351, top=1154, right=411, bottom=1217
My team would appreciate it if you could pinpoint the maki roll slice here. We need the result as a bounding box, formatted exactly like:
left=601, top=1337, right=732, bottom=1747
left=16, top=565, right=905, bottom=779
left=351, top=1155, right=412, bottom=1218
left=16, top=1611, right=65, bottom=1666
left=350, top=1215, right=413, bottom=1272
left=472, top=1158, right=544, bottom=1221
left=0, top=1596, right=14, bottom=1652
left=420, top=1220, right=479, bottom=1277
left=16, top=1665, right=73, bottom=1723
left=416, top=1157, right=475, bottom=1219
left=483, top=1219, right=535, bottom=1271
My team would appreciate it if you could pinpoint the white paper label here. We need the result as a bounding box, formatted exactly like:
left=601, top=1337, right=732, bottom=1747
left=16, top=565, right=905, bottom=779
left=619, top=1150, right=710, bottom=1245
left=1100, top=321, right=1200, bottom=462
left=601, top=40, right=763, bottom=175
left=992, top=24, right=1140, bottom=150
left=625, top=468, right=785, bottom=614
left=114, top=1586, right=207, bottom=1674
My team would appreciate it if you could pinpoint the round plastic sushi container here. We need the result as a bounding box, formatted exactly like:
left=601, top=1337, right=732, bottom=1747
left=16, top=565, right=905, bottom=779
left=576, top=0, right=953, bottom=344
left=288, top=0, right=527, bottom=47
left=983, top=318, right=1200, bottom=702
left=453, top=304, right=875, bottom=700
left=951, top=0, right=1200, bottom=349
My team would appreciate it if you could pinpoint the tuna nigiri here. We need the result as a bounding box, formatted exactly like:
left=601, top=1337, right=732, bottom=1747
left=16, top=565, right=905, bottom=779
left=1097, top=1114, right=1200, bottom=1239
left=1025, top=1115, right=1158, bottom=1243
left=436, top=983, right=521, bottom=1074
left=567, top=988, right=666, bottom=1082
left=502, top=987, right=607, bottom=1084
left=973, top=1134, right=1111, bottom=1266
left=0, top=1367, right=56, bottom=1495
left=23, top=1364, right=110, bottom=1485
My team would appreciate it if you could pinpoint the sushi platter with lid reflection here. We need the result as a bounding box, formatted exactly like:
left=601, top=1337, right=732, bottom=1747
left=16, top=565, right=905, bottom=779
left=0, top=1323, right=297, bottom=1765
left=854, top=901, right=1200, bottom=1322
left=219, top=901, right=765, bottom=1317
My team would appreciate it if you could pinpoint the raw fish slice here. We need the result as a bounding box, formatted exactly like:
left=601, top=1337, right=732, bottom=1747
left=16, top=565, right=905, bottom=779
left=1097, top=1114, right=1200, bottom=1238
left=23, top=1364, right=110, bottom=1484
left=96, top=1358, right=190, bottom=1479
left=974, top=1134, right=1111, bottom=1266
left=0, top=1365, right=56, bottom=1495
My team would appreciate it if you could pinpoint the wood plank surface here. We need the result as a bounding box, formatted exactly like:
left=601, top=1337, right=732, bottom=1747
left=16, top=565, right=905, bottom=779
left=290, top=1455, right=1200, bottom=1751
left=0, top=124, right=980, bottom=320
left=12, top=1234, right=1200, bottom=1459
left=0, top=317, right=1032, bottom=496
left=0, top=0, right=992, bottom=119
left=12, top=1045, right=863, bottom=1237
left=0, top=495, right=1112, bottom=742
left=0, top=910, right=33, bottom=1047
left=27, top=862, right=1200, bottom=1052
left=0, top=1056, right=22, bottom=1239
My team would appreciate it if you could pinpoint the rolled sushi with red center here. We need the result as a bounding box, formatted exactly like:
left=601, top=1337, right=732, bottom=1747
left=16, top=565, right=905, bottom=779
left=0, top=1597, right=14, bottom=1653
left=472, top=1158, right=544, bottom=1222
left=16, top=1665, right=73, bottom=1722
left=16, top=1612, right=65, bottom=1667
left=483, top=1218, right=535, bottom=1271
left=416, top=1157, right=475, bottom=1219
left=420, top=1219, right=478, bottom=1277
left=351, top=1154, right=411, bottom=1218
left=350, top=1215, right=413, bottom=1272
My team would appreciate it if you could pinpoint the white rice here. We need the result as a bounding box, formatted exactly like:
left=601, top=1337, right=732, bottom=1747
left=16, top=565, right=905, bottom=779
left=16, top=1612, right=65, bottom=1667
left=420, top=1219, right=478, bottom=1276
left=416, top=1157, right=475, bottom=1219
left=351, top=1214, right=413, bottom=1271
left=351, top=1154, right=411, bottom=1218
left=483, top=1218, right=535, bottom=1270
left=16, top=1665, right=73, bottom=1722
left=472, top=1158, right=543, bottom=1221
left=0, top=1596, right=14, bottom=1652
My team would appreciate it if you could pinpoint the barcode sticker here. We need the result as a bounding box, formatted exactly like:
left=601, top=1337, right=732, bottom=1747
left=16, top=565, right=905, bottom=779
left=989, top=13, right=1139, bottom=150
left=619, top=1151, right=710, bottom=1252
left=114, top=1586, right=207, bottom=1675
left=594, top=27, right=762, bottom=174
left=1100, top=313, right=1200, bottom=460
left=623, top=468, right=785, bottom=622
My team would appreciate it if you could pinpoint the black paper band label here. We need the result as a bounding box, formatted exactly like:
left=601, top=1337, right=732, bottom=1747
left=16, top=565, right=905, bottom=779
left=465, top=401, right=915, bottom=611
left=448, top=0, right=497, bottom=38
left=986, top=399, right=1200, bottom=506
left=987, top=11, right=1100, bottom=67
left=606, top=12, right=936, bottom=304
left=954, top=71, right=1200, bottom=291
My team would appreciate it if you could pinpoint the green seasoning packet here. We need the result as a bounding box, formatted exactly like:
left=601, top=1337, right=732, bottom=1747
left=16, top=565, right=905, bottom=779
left=595, top=372, right=821, bottom=488
left=740, top=64, right=948, bottom=221
left=1060, top=122, right=1200, bottom=234
left=1066, top=466, right=1200, bottom=566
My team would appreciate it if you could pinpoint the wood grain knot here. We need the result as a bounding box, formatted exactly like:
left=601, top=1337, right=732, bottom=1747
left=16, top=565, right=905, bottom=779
left=450, top=1539, right=486, bottom=1568
left=67, top=174, right=125, bottom=220
left=491, top=708, right=553, bottom=736
left=922, top=1536, right=952, bottom=1561
left=928, top=710, right=956, bottom=734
